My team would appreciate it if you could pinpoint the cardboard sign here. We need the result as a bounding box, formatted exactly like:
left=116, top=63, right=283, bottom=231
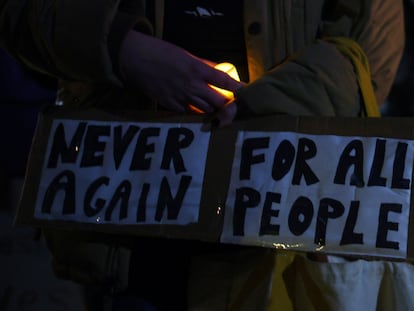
left=222, top=131, right=412, bottom=259
left=36, top=119, right=209, bottom=226
left=15, top=107, right=414, bottom=260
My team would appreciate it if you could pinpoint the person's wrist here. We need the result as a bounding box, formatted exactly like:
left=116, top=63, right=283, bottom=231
left=108, top=12, right=142, bottom=83
left=118, top=29, right=135, bottom=83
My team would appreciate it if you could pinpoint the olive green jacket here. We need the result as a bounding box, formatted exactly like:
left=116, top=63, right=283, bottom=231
left=0, top=0, right=404, bottom=112
left=0, top=0, right=405, bottom=293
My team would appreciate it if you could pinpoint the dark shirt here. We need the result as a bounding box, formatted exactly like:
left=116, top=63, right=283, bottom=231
left=162, top=0, right=249, bottom=82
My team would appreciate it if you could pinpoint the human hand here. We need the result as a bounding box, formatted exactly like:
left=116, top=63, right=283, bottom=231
left=119, top=30, right=242, bottom=114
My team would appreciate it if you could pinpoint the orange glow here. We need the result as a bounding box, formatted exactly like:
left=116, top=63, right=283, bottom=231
left=188, top=104, right=205, bottom=114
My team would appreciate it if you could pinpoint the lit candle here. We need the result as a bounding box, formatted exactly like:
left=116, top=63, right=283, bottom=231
left=211, top=62, right=240, bottom=100
left=189, top=62, right=240, bottom=114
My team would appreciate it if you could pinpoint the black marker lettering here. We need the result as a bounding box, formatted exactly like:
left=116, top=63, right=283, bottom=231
left=334, top=139, right=365, bottom=187
left=392, top=142, right=410, bottom=189
left=137, top=183, right=150, bottom=222
left=155, top=175, right=192, bottom=221
left=314, top=198, right=345, bottom=246
left=239, top=137, right=269, bottom=180
left=367, top=139, right=387, bottom=187
left=41, top=170, right=76, bottom=214
left=233, top=187, right=260, bottom=235
left=259, top=192, right=281, bottom=235
left=80, top=125, right=110, bottom=167
left=130, top=127, right=160, bottom=170
left=288, top=196, right=314, bottom=236
left=272, top=139, right=295, bottom=181
left=84, top=176, right=109, bottom=217
left=292, top=138, right=319, bottom=185
left=340, top=201, right=363, bottom=245
left=47, top=122, right=87, bottom=168
left=104, top=180, right=131, bottom=221
left=161, top=128, right=194, bottom=174
left=113, top=125, right=140, bottom=170
left=376, top=203, right=402, bottom=250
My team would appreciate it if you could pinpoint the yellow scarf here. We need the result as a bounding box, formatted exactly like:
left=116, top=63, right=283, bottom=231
left=323, top=36, right=380, bottom=117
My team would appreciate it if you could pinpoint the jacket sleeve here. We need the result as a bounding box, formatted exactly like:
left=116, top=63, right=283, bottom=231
left=0, top=0, right=146, bottom=83
left=237, top=0, right=404, bottom=117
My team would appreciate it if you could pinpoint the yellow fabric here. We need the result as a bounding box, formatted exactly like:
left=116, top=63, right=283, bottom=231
left=323, top=36, right=380, bottom=117
left=266, top=37, right=380, bottom=311
left=267, top=252, right=295, bottom=311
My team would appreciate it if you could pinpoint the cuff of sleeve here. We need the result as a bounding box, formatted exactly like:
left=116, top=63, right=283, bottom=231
left=108, top=11, right=151, bottom=82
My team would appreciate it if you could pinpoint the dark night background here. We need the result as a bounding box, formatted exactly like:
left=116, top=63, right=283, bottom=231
left=0, top=1, right=413, bottom=309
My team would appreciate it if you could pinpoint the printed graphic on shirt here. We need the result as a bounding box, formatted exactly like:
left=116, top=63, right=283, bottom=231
left=184, top=6, right=224, bottom=18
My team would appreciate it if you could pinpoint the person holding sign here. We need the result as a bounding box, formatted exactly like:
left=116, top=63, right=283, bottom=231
left=0, top=0, right=405, bottom=310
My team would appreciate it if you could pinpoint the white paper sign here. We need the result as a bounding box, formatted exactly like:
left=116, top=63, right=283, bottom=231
left=34, top=119, right=210, bottom=225
left=222, top=131, right=414, bottom=258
